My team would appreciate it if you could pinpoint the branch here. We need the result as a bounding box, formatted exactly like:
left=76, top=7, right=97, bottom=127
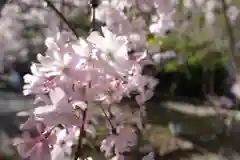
left=99, top=104, right=116, bottom=134
left=74, top=107, right=87, bottom=160
left=89, top=0, right=99, bottom=32
left=91, top=6, right=96, bottom=31
left=43, top=0, right=79, bottom=38
left=138, top=104, right=146, bottom=130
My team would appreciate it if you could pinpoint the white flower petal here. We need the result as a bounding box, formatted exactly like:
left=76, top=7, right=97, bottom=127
left=87, top=31, right=104, bottom=48
left=63, top=54, right=72, bottom=66
left=45, top=37, right=59, bottom=51
left=49, top=87, right=66, bottom=105
left=37, top=54, right=54, bottom=66
left=85, top=124, right=96, bottom=138
left=72, top=101, right=87, bottom=111
left=34, top=105, right=56, bottom=117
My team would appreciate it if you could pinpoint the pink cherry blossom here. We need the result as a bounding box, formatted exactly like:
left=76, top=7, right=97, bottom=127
left=14, top=120, right=55, bottom=160
left=19, top=7, right=162, bottom=159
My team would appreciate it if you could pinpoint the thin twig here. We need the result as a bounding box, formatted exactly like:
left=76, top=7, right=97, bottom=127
left=99, top=104, right=117, bottom=134
left=91, top=7, right=96, bottom=31
left=138, top=104, right=146, bottom=130
left=74, top=107, right=87, bottom=160
left=44, top=0, right=79, bottom=38
left=89, top=0, right=98, bottom=32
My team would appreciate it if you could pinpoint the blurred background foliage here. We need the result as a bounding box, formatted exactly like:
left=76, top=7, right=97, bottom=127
left=142, top=0, right=240, bottom=99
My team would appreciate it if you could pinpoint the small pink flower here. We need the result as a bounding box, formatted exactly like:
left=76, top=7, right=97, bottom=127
left=14, top=120, right=55, bottom=160
left=115, top=125, right=138, bottom=153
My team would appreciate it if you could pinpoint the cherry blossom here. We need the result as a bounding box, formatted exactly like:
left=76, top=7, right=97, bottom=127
left=14, top=120, right=55, bottom=160
left=18, top=24, right=159, bottom=159
left=100, top=125, right=138, bottom=159
left=16, top=0, right=232, bottom=159
left=8, top=0, right=240, bottom=159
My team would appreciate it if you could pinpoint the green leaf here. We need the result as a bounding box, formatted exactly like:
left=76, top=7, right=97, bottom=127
left=164, top=60, right=178, bottom=72
left=147, top=35, right=164, bottom=48
left=188, top=54, right=202, bottom=65
left=71, top=15, right=91, bottom=31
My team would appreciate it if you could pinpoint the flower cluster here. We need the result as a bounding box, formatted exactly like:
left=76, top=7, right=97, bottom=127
left=95, top=0, right=176, bottom=51
left=15, top=26, right=158, bottom=160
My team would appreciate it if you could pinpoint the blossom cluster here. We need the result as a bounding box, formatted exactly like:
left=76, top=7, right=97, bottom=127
left=12, top=0, right=240, bottom=159
left=12, top=1, right=179, bottom=159
left=14, top=26, right=158, bottom=160
left=95, top=0, right=176, bottom=51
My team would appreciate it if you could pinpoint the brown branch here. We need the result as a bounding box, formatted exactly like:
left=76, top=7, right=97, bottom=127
left=99, top=104, right=116, bottom=134
left=89, top=0, right=99, bottom=32
left=74, top=107, right=87, bottom=160
left=43, top=0, right=79, bottom=38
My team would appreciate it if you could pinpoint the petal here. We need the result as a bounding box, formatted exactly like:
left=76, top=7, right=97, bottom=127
left=47, top=50, right=62, bottom=62
left=49, top=87, right=67, bottom=105
left=30, top=63, right=42, bottom=76
left=145, top=90, right=154, bottom=101
left=101, top=26, right=115, bottom=41
left=15, top=141, right=33, bottom=158
left=45, top=37, right=59, bottom=51
left=34, top=94, right=51, bottom=105
left=85, top=124, right=96, bottom=138
left=114, top=45, right=129, bottom=64
left=231, top=83, right=240, bottom=99
left=87, top=31, right=105, bottom=48
left=72, top=101, right=87, bottom=111
left=50, top=145, right=67, bottom=160
left=37, top=54, right=54, bottom=66
left=34, top=105, right=56, bottom=117
left=29, top=142, right=51, bottom=160
left=23, top=89, right=31, bottom=96
left=23, top=74, right=36, bottom=84
left=63, top=54, right=72, bottom=66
